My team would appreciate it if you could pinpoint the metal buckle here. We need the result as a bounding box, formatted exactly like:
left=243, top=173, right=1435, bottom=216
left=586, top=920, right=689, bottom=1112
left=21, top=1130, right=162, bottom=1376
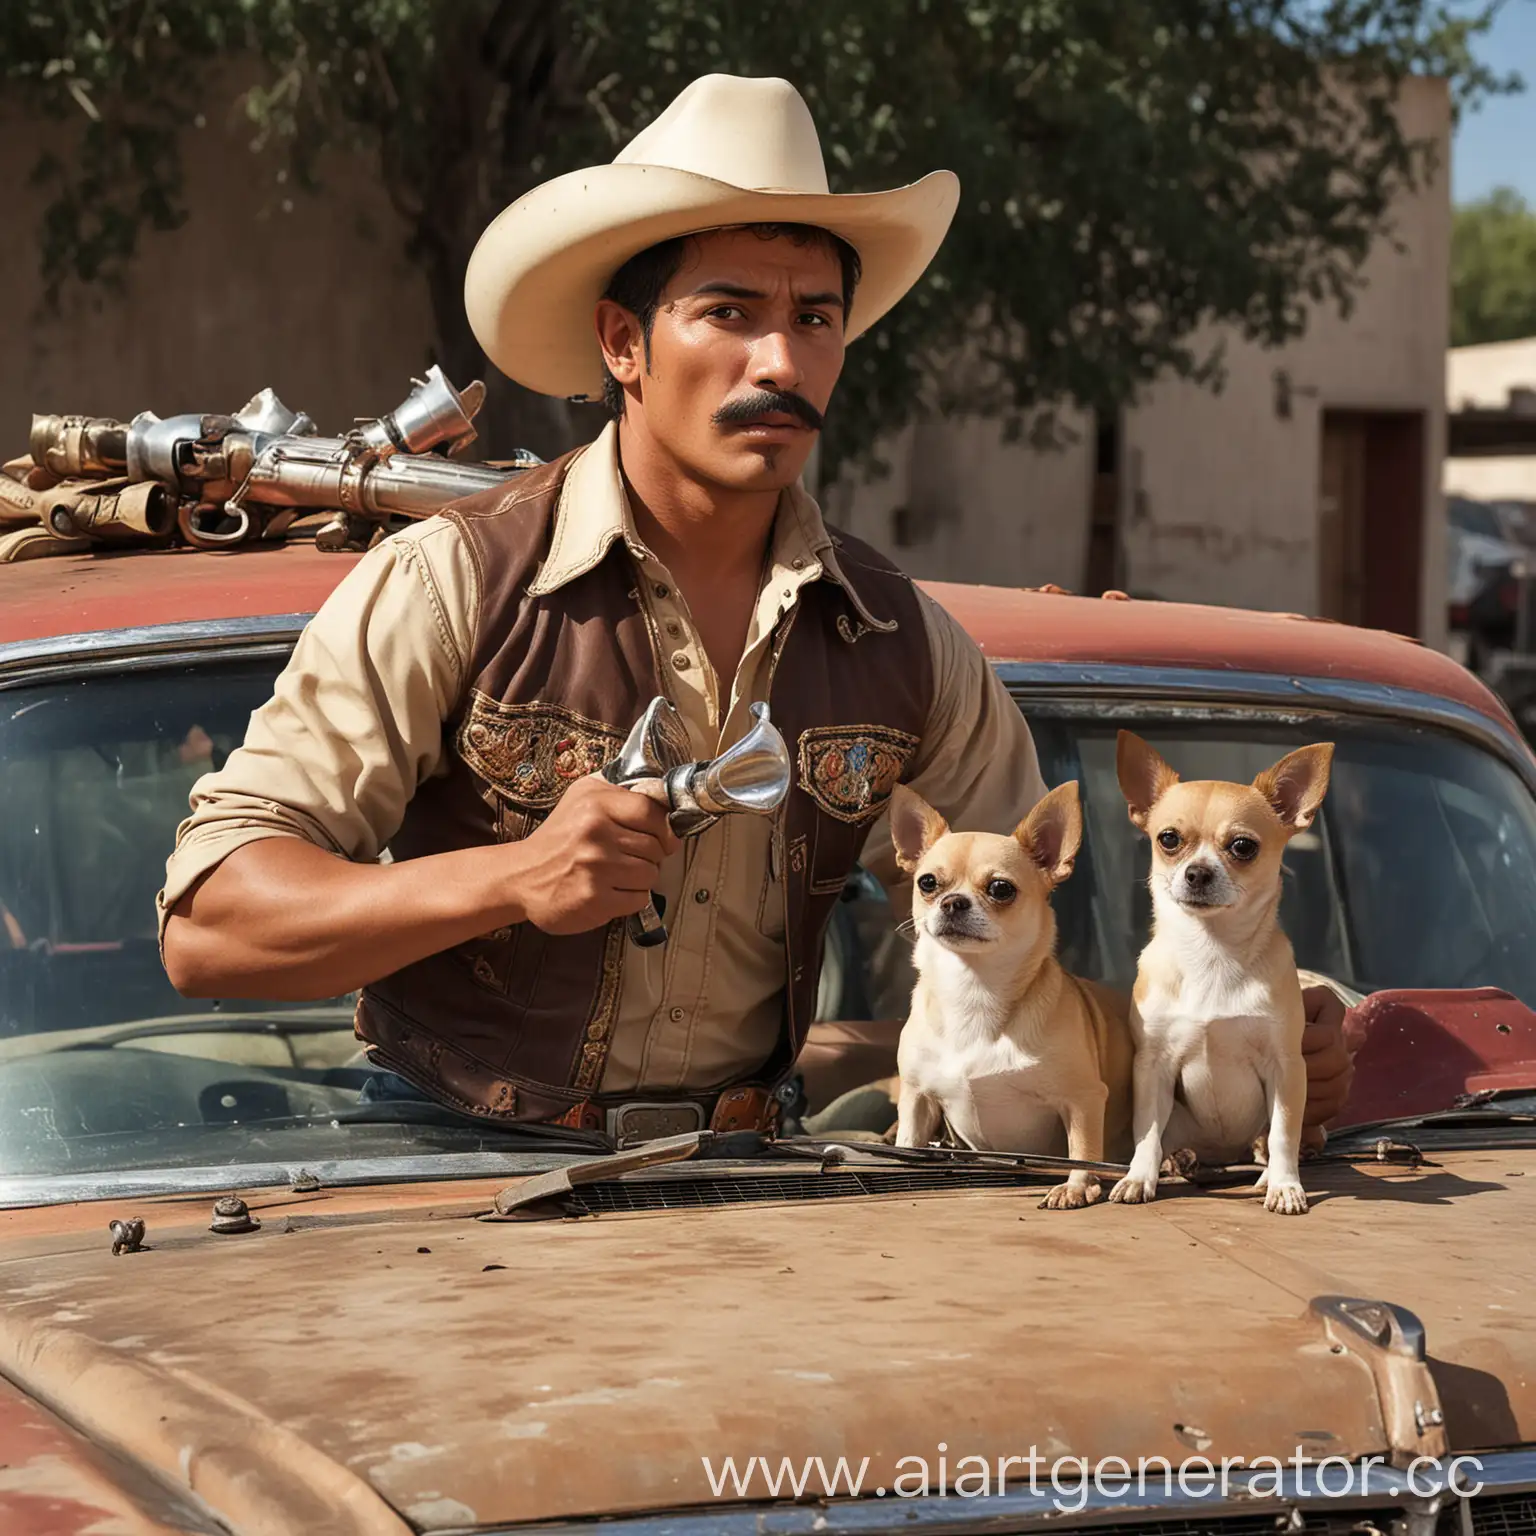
left=606, top=1100, right=707, bottom=1147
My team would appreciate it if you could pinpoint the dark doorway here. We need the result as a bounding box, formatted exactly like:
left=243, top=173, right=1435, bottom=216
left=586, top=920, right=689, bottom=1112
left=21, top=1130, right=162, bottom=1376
left=1317, top=409, right=1426, bottom=635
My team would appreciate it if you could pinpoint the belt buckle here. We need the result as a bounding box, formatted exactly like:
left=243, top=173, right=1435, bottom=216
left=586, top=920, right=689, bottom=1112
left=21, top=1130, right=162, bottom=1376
left=606, top=1100, right=706, bottom=1147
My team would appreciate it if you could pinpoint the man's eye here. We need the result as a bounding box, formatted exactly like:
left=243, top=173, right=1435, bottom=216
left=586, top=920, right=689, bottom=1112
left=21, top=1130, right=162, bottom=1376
left=985, top=878, right=1017, bottom=904
left=799, top=312, right=831, bottom=327
left=706, top=305, right=745, bottom=320
left=1228, top=837, right=1260, bottom=862
left=1156, top=829, right=1182, bottom=852
left=916, top=873, right=939, bottom=895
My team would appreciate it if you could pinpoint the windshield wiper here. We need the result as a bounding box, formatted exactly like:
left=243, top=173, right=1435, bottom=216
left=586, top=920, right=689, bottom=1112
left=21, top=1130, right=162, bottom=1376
left=483, top=1129, right=1134, bottom=1219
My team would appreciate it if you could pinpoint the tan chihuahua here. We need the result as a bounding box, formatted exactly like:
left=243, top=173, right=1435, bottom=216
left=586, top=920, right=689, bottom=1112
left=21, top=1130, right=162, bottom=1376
left=1107, top=731, right=1334, bottom=1215
left=890, top=782, right=1133, bottom=1210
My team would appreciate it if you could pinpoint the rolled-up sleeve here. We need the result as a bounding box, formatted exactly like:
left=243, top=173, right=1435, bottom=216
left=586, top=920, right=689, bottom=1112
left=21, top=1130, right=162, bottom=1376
left=156, top=517, right=475, bottom=932
left=860, top=588, right=1047, bottom=896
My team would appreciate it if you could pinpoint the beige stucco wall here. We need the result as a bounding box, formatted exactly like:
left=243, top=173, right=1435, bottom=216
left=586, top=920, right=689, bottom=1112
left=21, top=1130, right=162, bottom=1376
left=1122, top=76, right=1450, bottom=644
left=0, top=107, right=435, bottom=446
left=820, top=410, right=1095, bottom=591
left=1445, top=336, right=1536, bottom=504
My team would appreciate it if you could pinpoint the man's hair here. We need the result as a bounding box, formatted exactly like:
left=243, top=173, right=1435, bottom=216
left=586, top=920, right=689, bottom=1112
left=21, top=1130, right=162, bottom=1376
left=598, top=222, right=862, bottom=419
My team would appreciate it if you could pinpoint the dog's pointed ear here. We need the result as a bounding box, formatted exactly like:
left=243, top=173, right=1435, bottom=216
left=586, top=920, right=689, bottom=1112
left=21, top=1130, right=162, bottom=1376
left=1014, top=781, right=1083, bottom=887
left=1117, top=730, right=1179, bottom=831
left=1253, top=743, right=1334, bottom=831
left=890, top=784, right=948, bottom=873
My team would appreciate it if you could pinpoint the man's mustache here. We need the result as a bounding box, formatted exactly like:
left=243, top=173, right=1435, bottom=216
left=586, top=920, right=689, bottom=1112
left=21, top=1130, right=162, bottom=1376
left=712, top=389, right=825, bottom=433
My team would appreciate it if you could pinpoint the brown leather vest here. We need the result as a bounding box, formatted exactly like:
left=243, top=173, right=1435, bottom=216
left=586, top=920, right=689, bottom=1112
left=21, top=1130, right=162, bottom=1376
left=354, top=450, right=934, bottom=1122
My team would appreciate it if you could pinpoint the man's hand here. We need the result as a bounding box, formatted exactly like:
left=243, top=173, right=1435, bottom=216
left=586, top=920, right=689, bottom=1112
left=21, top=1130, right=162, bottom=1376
left=1301, top=984, right=1358, bottom=1142
left=513, top=775, right=679, bottom=935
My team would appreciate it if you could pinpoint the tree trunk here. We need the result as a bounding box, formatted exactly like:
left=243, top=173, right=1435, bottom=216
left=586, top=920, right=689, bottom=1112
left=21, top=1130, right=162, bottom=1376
left=408, top=0, right=604, bottom=466
left=423, top=241, right=598, bottom=465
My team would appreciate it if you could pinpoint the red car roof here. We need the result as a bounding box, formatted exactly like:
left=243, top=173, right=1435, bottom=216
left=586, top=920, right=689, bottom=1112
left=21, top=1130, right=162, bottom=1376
left=0, top=545, right=1516, bottom=734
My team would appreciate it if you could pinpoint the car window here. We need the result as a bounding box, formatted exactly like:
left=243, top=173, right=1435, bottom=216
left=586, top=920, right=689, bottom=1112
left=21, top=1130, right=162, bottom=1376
left=1024, top=711, right=1536, bottom=1001
left=1449, top=498, right=1506, bottom=541
left=834, top=708, right=1536, bottom=1015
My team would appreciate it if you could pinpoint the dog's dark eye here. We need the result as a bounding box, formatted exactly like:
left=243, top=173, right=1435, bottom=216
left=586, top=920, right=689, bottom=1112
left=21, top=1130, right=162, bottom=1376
left=985, top=878, right=1017, bottom=904
left=1228, top=836, right=1260, bottom=862
left=916, top=873, right=939, bottom=895
left=1156, top=829, right=1182, bottom=853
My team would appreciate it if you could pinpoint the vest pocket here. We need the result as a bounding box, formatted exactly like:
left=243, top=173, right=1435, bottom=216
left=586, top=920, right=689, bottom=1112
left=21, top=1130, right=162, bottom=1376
left=457, top=692, right=623, bottom=817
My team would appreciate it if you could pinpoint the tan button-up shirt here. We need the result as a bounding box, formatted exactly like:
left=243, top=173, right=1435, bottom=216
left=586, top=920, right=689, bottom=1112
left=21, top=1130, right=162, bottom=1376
left=159, top=423, right=1046, bottom=1093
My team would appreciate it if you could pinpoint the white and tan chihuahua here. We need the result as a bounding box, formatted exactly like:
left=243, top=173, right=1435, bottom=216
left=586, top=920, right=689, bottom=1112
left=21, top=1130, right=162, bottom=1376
left=1107, top=731, right=1334, bottom=1215
left=890, top=782, right=1133, bottom=1210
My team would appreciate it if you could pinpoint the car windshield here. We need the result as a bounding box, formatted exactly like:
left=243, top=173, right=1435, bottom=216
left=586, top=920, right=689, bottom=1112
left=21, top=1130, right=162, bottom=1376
left=4, top=655, right=1536, bottom=1188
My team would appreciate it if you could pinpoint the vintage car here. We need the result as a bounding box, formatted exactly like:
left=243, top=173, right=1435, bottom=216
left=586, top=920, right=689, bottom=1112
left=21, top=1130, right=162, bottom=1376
left=1, top=540, right=1535, bottom=1536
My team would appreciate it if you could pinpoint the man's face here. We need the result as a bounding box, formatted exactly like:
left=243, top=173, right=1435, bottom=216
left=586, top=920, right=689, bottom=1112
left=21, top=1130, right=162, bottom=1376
left=597, top=227, right=848, bottom=493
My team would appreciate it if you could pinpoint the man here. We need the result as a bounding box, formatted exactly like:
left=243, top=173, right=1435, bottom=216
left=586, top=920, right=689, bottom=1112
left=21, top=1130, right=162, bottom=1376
left=160, top=74, right=1353, bottom=1141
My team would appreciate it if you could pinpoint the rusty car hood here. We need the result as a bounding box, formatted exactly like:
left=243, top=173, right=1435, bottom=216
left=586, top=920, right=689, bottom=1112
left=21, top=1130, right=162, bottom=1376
left=0, top=1150, right=1531, bottom=1535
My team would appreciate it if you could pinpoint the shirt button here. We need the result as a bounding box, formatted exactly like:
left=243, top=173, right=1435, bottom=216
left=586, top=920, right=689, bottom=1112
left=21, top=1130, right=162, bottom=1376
left=586, top=1021, right=607, bottom=1042
left=653, top=582, right=670, bottom=599
left=671, top=652, right=690, bottom=672
left=791, top=556, right=805, bottom=570
left=669, top=1006, right=686, bottom=1022
left=694, top=888, right=710, bottom=904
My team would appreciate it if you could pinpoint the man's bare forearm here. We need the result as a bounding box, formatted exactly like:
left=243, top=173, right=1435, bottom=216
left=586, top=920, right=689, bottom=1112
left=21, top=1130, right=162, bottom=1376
left=161, top=776, right=678, bottom=1001
left=161, top=837, right=533, bottom=1000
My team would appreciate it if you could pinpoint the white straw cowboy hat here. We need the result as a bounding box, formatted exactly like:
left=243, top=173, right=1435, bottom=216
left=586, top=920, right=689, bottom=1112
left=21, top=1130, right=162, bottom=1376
left=464, top=73, right=960, bottom=400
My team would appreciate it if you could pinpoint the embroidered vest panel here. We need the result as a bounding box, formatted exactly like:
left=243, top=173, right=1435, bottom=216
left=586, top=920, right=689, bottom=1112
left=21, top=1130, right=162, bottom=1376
left=355, top=453, right=935, bottom=1121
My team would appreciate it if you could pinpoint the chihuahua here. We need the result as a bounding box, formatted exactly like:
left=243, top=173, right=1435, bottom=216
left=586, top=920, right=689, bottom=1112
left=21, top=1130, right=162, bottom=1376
left=890, top=782, right=1133, bottom=1209
left=1107, top=731, right=1334, bottom=1215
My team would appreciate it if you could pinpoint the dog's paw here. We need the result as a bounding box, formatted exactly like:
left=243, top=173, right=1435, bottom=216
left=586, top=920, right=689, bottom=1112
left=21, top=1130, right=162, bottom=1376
left=1039, top=1179, right=1102, bottom=1211
left=1261, top=1178, right=1308, bottom=1214
left=1108, top=1173, right=1158, bottom=1205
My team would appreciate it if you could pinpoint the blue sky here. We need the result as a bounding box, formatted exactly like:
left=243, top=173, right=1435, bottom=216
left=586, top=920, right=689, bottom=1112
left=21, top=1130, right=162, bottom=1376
left=1454, top=0, right=1536, bottom=203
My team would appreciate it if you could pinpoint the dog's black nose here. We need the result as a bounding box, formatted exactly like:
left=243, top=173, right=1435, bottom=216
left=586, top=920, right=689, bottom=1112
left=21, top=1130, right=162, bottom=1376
left=1184, top=862, right=1215, bottom=890
left=940, top=893, right=972, bottom=914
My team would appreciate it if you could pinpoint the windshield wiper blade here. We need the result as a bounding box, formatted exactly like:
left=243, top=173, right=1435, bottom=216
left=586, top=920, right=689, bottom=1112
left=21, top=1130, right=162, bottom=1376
left=486, top=1130, right=710, bottom=1217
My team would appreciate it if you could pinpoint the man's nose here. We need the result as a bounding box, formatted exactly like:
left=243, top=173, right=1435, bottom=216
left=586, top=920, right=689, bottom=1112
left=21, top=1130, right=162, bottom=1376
left=749, top=328, right=802, bottom=393
left=1183, top=861, right=1216, bottom=891
left=940, top=892, right=972, bottom=914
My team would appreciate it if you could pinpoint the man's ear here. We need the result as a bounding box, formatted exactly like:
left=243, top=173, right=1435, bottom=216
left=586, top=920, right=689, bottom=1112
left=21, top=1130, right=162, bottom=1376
left=890, top=784, right=948, bottom=874
left=1014, top=781, right=1083, bottom=887
left=1117, top=730, right=1180, bottom=831
left=594, top=299, right=645, bottom=388
left=1254, top=743, right=1335, bottom=831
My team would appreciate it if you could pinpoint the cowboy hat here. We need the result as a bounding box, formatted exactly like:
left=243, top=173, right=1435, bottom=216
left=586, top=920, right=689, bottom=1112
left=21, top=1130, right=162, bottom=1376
left=463, top=73, right=959, bottom=400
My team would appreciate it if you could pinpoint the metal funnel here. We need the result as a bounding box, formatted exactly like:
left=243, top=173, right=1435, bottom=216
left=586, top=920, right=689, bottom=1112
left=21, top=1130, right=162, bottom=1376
left=694, top=703, right=791, bottom=817
left=355, top=365, right=485, bottom=458
left=604, top=696, right=692, bottom=787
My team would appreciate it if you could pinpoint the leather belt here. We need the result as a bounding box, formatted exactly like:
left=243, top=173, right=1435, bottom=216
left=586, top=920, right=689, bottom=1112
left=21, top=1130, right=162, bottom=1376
left=551, top=1084, right=781, bottom=1145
